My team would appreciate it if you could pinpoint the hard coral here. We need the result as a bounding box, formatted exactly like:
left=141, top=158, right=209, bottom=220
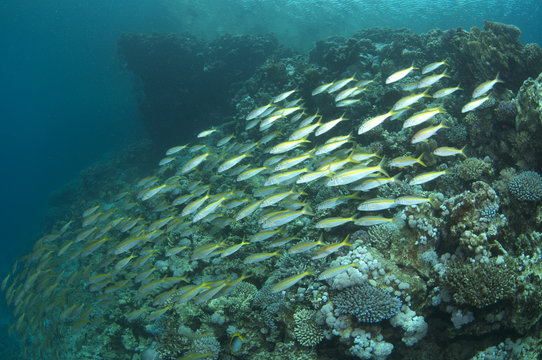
left=443, top=260, right=517, bottom=308
left=509, top=171, right=542, bottom=201
left=292, top=309, right=324, bottom=347
left=333, top=282, right=401, bottom=323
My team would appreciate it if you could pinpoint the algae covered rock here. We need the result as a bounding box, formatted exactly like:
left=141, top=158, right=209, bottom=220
left=445, top=21, right=542, bottom=91
left=515, top=72, right=542, bottom=132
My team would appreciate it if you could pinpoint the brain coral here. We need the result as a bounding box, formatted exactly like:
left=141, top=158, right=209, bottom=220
left=509, top=171, right=542, bottom=201
left=333, top=282, right=402, bottom=323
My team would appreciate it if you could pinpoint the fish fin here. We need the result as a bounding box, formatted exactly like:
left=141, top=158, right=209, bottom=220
left=416, top=153, right=427, bottom=167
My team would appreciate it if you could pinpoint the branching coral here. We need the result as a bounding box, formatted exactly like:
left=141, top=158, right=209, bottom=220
left=333, top=283, right=401, bottom=323
left=442, top=260, right=517, bottom=308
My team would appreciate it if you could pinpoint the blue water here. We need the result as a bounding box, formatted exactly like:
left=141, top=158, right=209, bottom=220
left=1, top=0, right=541, bottom=358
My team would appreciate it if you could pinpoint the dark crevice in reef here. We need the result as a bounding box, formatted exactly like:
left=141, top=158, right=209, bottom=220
left=117, top=32, right=289, bottom=150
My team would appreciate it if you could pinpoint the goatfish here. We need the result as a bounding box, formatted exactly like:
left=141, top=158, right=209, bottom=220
left=141, top=184, right=167, bottom=201
left=350, top=174, right=400, bottom=192
left=193, top=281, right=228, bottom=304
left=318, top=263, right=359, bottom=280
left=126, top=308, right=147, bottom=322
left=327, top=159, right=387, bottom=186
left=181, top=152, right=211, bottom=174
left=472, top=74, right=503, bottom=98
left=392, top=89, right=431, bottom=111
left=386, top=65, right=416, bottom=84
left=296, top=169, right=331, bottom=184
left=249, top=228, right=282, bottom=243
left=197, top=129, right=217, bottom=138
left=191, top=243, right=224, bottom=260
left=354, top=216, right=395, bottom=226
left=317, top=193, right=360, bottom=211
left=165, top=246, right=188, bottom=257
left=336, top=99, right=361, bottom=107
left=217, top=135, right=235, bottom=147
left=192, top=194, right=229, bottom=222
left=166, top=145, right=187, bottom=155
left=314, top=136, right=351, bottom=156
left=82, top=205, right=100, bottom=218
left=260, top=114, right=285, bottom=131
left=243, top=252, right=281, bottom=264
left=264, top=168, right=309, bottom=186
left=411, top=121, right=448, bottom=144
left=273, top=89, right=296, bottom=103
left=288, top=236, right=324, bottom=254
left=269, top=139, right=310, bottom=154
left=298, top=112, right=321, bottom=127
left=395, top=196, right=433, bottom=206
left=272, top=106, right=303, bottom=117
left=289, top=122, right=321, bottom=141
left=260, top=131, right=280, bottom=144
left=461, top=96, right=490, bottom=113
left=358, top=110, right=396, bottom=135
left=335, top=86, right=362, bottom=102
left=235, top=200, right=263, bottom=221
left=402, top=82, right=419, bottom=91
left=433, top=85, right=462, bottom=98
left=327, top=75, right=357, bottom=93
left=402, top=106, right=445, bottom=128
left=315, top=217, right=356, bottom=229
left=217, top=153, right=250, bottom=173
left=271, top=269, right=315, bottom=292
left=220, top=240, right=250, bottom=257
left=224, top=198, right=250, bottom=210
left=261, top=188, right=302, bottom=208
left=230, top=333, right=244, bottom=355
left=311, top=234, right=353, bottom=259
left=409, top=170, right=448, bottom=185
left=269, top=236, right=298, bottom=248
left=312, top=82, right=334, bottom=96
left=416, top=70, right=449, bottom=89
left=422, top=60, right=448, bottom=74
left=237, top=166, right=267, bottom=181
left=246, top=103, right=273, bottom=120
left=358, top=198, right=397, bottom=211
left=181, top=192, right=211, bottom=217
left=316, top=115, right=347, bottom=136
left=389, top=154, right=425, bottom=168
left=433, top=146, right=467, bottom=158
left=261, top=206, right=313, bottom=229
left=274, top=151, right=313, bottom=171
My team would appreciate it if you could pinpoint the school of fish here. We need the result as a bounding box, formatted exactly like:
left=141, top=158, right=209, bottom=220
left=1, top=59, right=501, bottom=358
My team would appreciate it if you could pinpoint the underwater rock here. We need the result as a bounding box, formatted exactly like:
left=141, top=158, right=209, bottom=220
left=117, top=32, right=283, bottom=148
left=445, top=21, right=542, bottom=91
left=515, top=72, right=542, bottom=132
left=439, top=181, right=507, bottom=257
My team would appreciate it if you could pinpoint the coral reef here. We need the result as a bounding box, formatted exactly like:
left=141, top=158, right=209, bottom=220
left=443, top=260, right=517, bottom=308
left=292, top=308, right=324, bottom=347
left=117, top=32, right=285, bottom=148
left=444, top=21, right=542, bottom=91
left=515, top=72, right=542, bottom=132
left=333, top=283, right=402, bottom=323
left=5, top=20, right=542, bottom=360
left=508, top=170, right=542, bottom=201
